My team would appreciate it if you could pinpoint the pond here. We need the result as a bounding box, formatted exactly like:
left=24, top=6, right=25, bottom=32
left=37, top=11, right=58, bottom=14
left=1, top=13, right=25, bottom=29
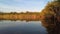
left=0, top=20, right=47, bottom=34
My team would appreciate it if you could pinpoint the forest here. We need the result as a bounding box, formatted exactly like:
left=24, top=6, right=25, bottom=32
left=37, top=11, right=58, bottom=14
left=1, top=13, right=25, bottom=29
left=0, top=0, right=60, bottom=34
left=40, top=0, right=60, bottom=34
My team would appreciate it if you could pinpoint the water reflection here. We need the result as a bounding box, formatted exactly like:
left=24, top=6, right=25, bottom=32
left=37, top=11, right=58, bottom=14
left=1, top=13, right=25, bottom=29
left=0, top=20, right=47, bottom=34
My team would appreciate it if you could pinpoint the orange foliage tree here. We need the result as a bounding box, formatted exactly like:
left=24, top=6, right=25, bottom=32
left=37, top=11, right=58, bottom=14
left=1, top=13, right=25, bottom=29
left=40, top=0, right=60, bottom=34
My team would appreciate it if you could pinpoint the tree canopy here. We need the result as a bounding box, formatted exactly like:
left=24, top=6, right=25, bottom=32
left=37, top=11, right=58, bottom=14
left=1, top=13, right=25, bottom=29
left=40, top=0, right=60, bottom=34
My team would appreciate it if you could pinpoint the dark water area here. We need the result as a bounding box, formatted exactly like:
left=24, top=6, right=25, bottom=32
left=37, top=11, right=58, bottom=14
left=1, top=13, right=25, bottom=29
left=0, top=20, right=47, bottom=34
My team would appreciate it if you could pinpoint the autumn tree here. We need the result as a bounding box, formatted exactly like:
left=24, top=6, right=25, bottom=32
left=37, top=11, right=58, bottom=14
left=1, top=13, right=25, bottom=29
left=40, top=0, right=60, bottom=34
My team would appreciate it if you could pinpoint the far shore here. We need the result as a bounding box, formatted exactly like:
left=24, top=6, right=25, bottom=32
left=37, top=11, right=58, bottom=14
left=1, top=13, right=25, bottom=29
left=0, top=12, right=41, bottom=21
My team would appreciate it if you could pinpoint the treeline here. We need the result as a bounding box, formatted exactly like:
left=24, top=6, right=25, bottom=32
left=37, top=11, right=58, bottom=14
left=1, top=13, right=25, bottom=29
left=0, top=11, right=41, bottom=21
left=0, top=11, right=40, bottom=14
left=40, top=0, right=60, bottom=34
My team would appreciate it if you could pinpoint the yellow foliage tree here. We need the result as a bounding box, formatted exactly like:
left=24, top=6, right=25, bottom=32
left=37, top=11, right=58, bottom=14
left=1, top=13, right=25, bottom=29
left=40, top=0, right=60, bottom=34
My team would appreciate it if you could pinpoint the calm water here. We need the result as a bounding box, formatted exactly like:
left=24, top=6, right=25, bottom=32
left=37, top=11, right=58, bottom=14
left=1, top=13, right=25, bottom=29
left=0, top=20, right=47, bottom=34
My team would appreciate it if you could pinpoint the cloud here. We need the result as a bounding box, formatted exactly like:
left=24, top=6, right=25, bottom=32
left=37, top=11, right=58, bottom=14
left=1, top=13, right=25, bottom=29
left=0, top=0, right=51, bottom=12
left=13, top=0, right=23, bottom=2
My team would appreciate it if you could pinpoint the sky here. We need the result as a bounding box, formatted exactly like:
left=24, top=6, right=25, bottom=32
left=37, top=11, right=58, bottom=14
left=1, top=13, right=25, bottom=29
left=0, top=0, right=51, bottom=12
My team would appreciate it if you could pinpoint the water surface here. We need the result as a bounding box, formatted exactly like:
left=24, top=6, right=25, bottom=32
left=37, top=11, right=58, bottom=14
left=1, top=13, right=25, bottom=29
left=0, top=20, right=47, bottom=34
